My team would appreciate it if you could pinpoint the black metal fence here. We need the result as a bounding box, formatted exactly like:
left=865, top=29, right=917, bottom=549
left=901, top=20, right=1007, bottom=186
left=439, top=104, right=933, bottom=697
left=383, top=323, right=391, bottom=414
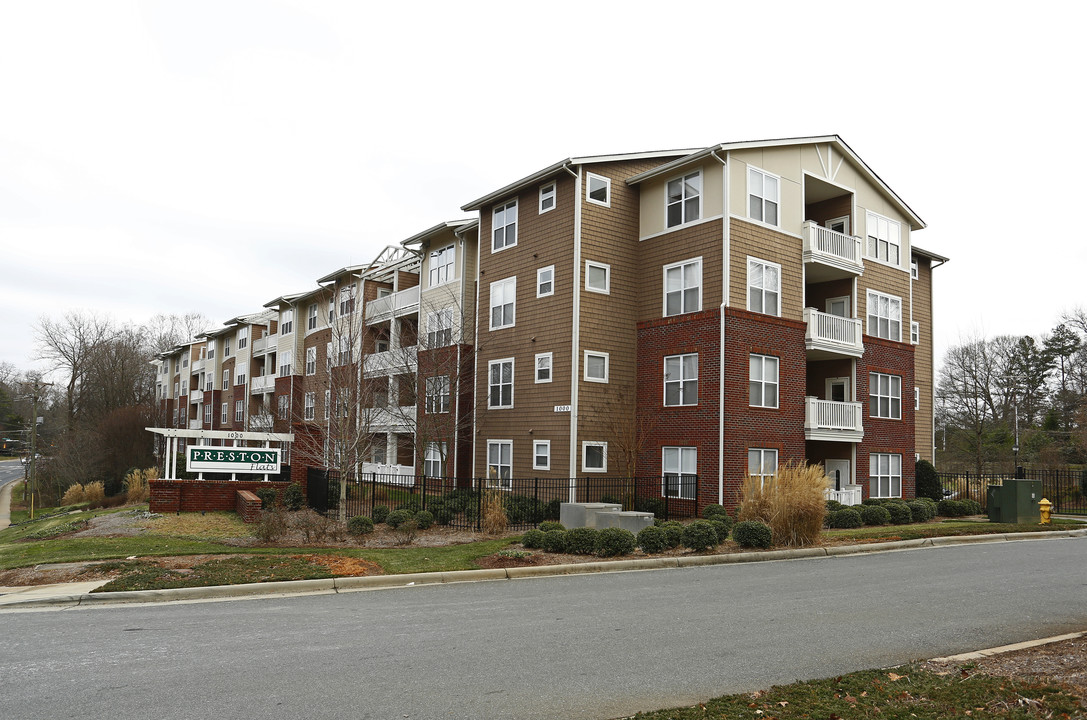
left=937, top=469, right=1087, bottom=515
left=306, top=469, right=700, bottom=530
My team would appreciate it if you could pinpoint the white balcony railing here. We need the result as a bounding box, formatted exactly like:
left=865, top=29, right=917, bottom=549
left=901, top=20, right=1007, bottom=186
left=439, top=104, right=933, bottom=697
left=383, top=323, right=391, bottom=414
left=189, top=389, right=204, bottom=403
left=252, top=334, right=275, bottom=356
left=804, top=308, right=864, bottom=357
left=251, top=375, right=276, bottom=394
left=363, top=345, right=418, bottom=376
left=188, top=419, right=203, bottom=430
left=358, top=463, right=417, bottom=486
left=804, top=397, right=864, bottom=442
left=826, top=485, right=863, bottom=506
left=365, top=286, right=420, bottom=323
left=802, top=221, right=864, bottom=276
left=365, top=405, right=417, bottom=430
left=250, top=414, right=274, bottom=431
left=191, top=358, right=206, bottom=373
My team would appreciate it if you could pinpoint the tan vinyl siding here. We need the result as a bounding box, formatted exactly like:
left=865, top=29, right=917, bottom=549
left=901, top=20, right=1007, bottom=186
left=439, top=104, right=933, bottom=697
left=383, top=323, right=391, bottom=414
left=729, top=218, right=804, bottom=321
left=912, top=256, right=934, bottom=463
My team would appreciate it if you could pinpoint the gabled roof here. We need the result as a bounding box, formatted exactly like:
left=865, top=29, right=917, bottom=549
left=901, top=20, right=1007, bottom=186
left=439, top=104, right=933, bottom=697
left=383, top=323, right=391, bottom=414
left=626, top=135, right=926, bottom=230
left=400, top=219, right=476, bottom=248
left=460, top=149, right=699, bottom=212
left=912, top=245, right=949, bottom=264
left=262, top=292, right=308, bottom=310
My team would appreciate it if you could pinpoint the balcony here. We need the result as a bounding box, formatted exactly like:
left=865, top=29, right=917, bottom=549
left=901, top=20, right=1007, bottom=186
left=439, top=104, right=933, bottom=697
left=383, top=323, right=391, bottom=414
left=358, top=463, right=417, bottom=486
left=826, top=486, right=862, bottom=506
left=250, top=414, right=274, bottom=431
left=365, top=286, right=420, bottom=324
left=192, top=358, right=206, bottom=373
left=804, top=397, right=864, bottom=443
left=365, top=405, right=417, bottom=431
left=363, top=345, right=418, bottom=376
left=188, top=419, right=203, bottom=430
left=189, top=389, right=204, bottom=403
left=252, top=334, right=275, bottom=357
left=802, top=221, right=863, bottom=280
left=804, top=308, right=864, bottom=359
left=251, top=375, right=276, bottom=394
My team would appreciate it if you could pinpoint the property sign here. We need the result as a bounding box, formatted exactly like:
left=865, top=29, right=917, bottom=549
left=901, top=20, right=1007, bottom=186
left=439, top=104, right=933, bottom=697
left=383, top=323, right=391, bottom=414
left=186, top=447, right=281, bottom=474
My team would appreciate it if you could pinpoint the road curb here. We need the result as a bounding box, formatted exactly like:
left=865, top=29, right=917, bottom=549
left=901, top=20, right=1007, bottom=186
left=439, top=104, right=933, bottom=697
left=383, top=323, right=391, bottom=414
left=929, top=630, right=1087, bottom=662
left=2, top=529, right=1084, bottom=609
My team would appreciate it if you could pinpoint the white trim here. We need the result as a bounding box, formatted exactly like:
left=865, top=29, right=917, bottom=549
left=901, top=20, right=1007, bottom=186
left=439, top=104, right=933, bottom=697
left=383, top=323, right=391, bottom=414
left=534, top=352, right=553, bottom=384
left=866, top=289, right=903, bottom=342
left=664, top=352, right=698, bottom=407
left=569, top=168, right=583, bottom=484
left=749, top=354, right=780, bottom=409
left=583, top=350, right=609, bottom=383
left=585, top=260, right=610, bottom=295
left=539, top=181, right=556, bottom=214
left=581, top=441, right=607, bottom=473
left=869, top=372, right=902, bottom=420
left=489, top=276, right=517, bottom=331
left=536, top=265, right=555, bottom=298
left=487, top=357, right=515, bottom=409
left=746, top=165, right=780, bottom=228
left=746, top=256, right=782, bottom=317
left=491, top=200, right=518, bottom=253
left=911, top=320, right=920, bottom=345
left=585, top=172, right=611, bottom=207
left=914, top=386, right=921, bottom=411
left=533, top=440, right=551, bottom=471
left=662, top=256, right=703, bottom=317
left=665, top=168, right=702, bottom=229
left=639, top=214, right=723, bottom=243
left=662, top=446, right=697, bottom=500
left=486, top=439, right=513, bottom=485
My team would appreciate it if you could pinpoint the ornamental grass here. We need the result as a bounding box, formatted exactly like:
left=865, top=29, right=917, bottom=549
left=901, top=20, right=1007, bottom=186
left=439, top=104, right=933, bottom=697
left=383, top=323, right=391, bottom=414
left=737, top=461, right=828, bottom=547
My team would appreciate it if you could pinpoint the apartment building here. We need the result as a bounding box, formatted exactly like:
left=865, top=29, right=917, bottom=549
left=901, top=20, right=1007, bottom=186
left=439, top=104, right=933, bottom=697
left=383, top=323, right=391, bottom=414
left=463, top=136, right=944, bottom=508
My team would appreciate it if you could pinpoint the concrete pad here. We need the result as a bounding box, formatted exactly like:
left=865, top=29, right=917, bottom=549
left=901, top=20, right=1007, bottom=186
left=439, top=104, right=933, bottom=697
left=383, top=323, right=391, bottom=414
left=560, top=502, right=621, bottom=529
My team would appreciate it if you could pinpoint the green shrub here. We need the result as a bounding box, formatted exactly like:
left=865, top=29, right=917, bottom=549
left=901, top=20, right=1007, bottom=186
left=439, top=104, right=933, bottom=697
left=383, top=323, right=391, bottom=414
left=395, top=497, right=421, bottom=513
left=386, top=508, right=413, bottom=529
left=885, top=501, right=913, bottom=525
left=681, top=520, right=719, bottom=551
left=825, top=499, right=844, bottom=513
left=428, top=500, right=455, bottom=526
left=938, top=499, right=970, bottom=517
left=660, top=520, right=684, bottom=549
left=906, top=500, right=932, bottom=523
left=599, top=494, right=624, bottom=506
left=635, top=496, right=665, bottom=517
left=708, top=518, right=731, bottom=542
left=566, top=527, right=599, bottom=555
left=346, top=515, right=374, bottom=536
left=862, top=497, right=884, bottom=506
left=543, top=499, right=562, bottom=521
left=256, top=487, right=278, bottom=509
left=595, top=528, right=636, bottom=557
left=439, top=490, right=474, bottom=514
left=915, top=459, right=942, bottom=501
left=372, top=505, right=390, bottom=524
left=964, top=499, right=983, bottom=515
left=521, top=528, right=546, bottom=549
left=859, top=504, right=891, bottom=525
left=539, top=521, right=565, bottom=533
left=283, top=482, right=305, bottom=511
left=637, top=525, right=669, bottom=554
left=733, top=520, right=772, bottom=549
left=414, top=510, right=434, bottom=530
left=827, top=507, right=863, bottom=529
left=504, top=493, right=548, bottom=524
left=541, top=529, right=568, bottom=553
left=916, top=496, right=938, bottom=511
left=702, top=504, right=729, bottom=521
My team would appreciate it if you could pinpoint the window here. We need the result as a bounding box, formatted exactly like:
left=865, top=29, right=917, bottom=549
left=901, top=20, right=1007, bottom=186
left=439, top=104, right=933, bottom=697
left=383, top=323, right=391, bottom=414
left=585, top=261, right=610, bottom=294
left=328, top=298, right=335, bottom=323
left=174, top=381, right=179, bottom=396
left=204, top=404, right=211, bottom=424
left=224, top=339, right=231, bottom=358
left=490, top=277, right=516, bottom=330
left=869, top=372, right=902, bottom=419
left=914, top=386, right=921, bottom=411
left=338, top=337, right=351, bottom=365
left=748, top=166, right=779, bottom=226
left=339, top=285, right=355, bottom=316
left=424, top=442, right=447, bottom=478
left=161, top=361, right=168, bottom=374
left=747, top=258, right=781, bottom=316
left=308, top=303, right=318, bottom=330
left=208, top=347, right=215, bottom=359
left=426, top=375, right=450, bottom=414
left=304, top=392, right=315, bottom=420
left=748, top=448, right=779, bottom=488
left=429, top=244, right=455, bottom=287
left=221, top=403, right=228, bottom=423
left=279, top=350, right=293, bottom=377
left=662, top=447, right=697, bottom=499
left=535, top=353, right=552, bottom=383
left=866, top=290, right=902, bottom=341
left=911, top=260, right=919, bottom=279
left=666, top=170, right=701, bottom=228
left=533, top=440, right=550, bottom=470
left=870, top=453, right=902, bottom=498
left=306, top=347, right=317, bottom=376
left=181, top=380, right=188, bottom=394
left=236, top=362, right=247, bottom=386
left=664, top=353, right=698, bottom=406
left=206, top=377, right=213, bottom=392
left=539, top=182, right=555, bottom=213
left=664, top=258, right=701, bottom=316
left=235, top=399, right=244, bottom=423
left=237, top=327, right=248, bottom=349
left=492, top=200, right=517, bottom=251
left=324, top=390, right=330, bottom=420
left=911, top=321, right=920, bottom=345
left=486, top=440, right=512, bottom=487
left=537, top=266, right=554, bottom=298
left=277, top=395, right=289, bottom=420
left=582, top=441, right=607, bottom=473
left=427, top=308, right=453, bottom=348
left=749, top=354, right=779, bottom=408
left=280, top=309, right=294, bottom=335
left=584, top=351, right=609, bottom=383
left=866, top=211, right=901, bottom=266
left=586, top=172, right=610, bottom=206
left=183, top=357, right=189, bottom=368
left=488, top=359, right=514, bottom=408
left=222, top=370, right=230, bottom=390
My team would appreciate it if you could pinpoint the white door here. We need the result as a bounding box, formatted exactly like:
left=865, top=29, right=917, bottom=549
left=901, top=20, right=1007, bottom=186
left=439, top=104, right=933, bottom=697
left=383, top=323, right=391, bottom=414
left=826, top=296, right=850, bottom=318
left=826, top=216, right=850, bottom=235
left=825, top=377, right=849, bottom=403
left=825, top=459, right=851, bottom=492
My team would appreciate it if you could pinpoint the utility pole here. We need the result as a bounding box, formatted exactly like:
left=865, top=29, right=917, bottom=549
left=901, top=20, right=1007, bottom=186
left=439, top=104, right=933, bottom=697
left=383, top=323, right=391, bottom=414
left=21, top=379, right=52, bottom=520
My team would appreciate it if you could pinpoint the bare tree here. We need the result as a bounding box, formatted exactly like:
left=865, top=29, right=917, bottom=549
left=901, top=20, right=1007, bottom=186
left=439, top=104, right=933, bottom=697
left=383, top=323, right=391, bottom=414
left=145, top=312, right=212, bottom=354
left=35, top=311, right=116, bottom=433
left=937, top=336, right=1008, bottom=474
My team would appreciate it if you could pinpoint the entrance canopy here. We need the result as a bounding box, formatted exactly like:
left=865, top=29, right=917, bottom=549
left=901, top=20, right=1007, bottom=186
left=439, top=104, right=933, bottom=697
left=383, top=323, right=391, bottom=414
left=146, top=427, right=295, bottom=481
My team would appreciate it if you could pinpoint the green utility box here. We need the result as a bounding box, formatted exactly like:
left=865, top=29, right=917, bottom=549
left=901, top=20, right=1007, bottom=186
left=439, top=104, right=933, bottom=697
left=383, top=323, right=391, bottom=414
left=987, top=479, right=1042, bottom=524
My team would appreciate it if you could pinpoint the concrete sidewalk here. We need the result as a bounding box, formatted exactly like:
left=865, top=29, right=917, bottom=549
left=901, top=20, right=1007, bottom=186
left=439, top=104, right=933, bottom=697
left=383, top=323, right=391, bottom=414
left=3, top=527, right=1085, bottom=611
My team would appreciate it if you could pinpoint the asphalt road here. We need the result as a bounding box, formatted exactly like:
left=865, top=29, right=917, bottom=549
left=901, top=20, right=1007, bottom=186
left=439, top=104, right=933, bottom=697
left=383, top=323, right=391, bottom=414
left=2, top=536, right=1085, bottom=720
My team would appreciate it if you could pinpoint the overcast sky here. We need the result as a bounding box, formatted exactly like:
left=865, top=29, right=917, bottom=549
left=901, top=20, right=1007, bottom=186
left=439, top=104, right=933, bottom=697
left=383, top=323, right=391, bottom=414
left=1, top=1, right=1083, bottom=376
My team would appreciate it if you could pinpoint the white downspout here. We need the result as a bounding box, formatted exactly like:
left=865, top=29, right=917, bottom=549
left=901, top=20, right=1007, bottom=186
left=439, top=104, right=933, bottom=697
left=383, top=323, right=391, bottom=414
left=567, top=163, right=582, bottom=501
left=712, top=149, right=729, bottom=506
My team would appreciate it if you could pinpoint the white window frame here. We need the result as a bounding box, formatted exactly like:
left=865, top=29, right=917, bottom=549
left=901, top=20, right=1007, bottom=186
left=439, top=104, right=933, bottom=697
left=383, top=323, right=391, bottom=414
left=235, top=399, right=244, bottom=423
left=911, top=260, right=919, bottom=279
left=533, top=440, right=551, bottom=471
left=278, top=350, right=293, bottom=377
left=429, top=244, right=456, bottom=288
left=664, top=353, right=698, bottom=407
left=308, top=303, right=318, bottom=330
left=303, top=392, right=315, bottom=420
left=237, top=327, right=248, bottom=350
left=487, top=440, right=513, bottom=488
left=536, top=266, right=555, bottom=298
left=425, top=375, right=450, bottom=414
left=915, top=386, right=921, bottom=411
left=870, top=453, right=902, bottom=498
left=277, top=395, right=289, bottom=420
left=235, top=362, right=247, bottom=386
left=663, top=257, right=702, bottom=317
left=488, top=358, right=514, bottom=409
left=865, top=211, right=902, bottom=267
left=204, top=404, right=212, bottom=424
left=305, top=347, right=317, bottom=376
left=324, top=390, right=330, bottom=420
left=747, top=257, right=781, bottom=317
left=224, top=339, right=231, bottom=358
left=584, top=351, right=609, bottom=383
left=585, top=261, right=610, bottom=295
left=427, top=308, right=454, bottom=348
left=911, top=321, right=920, bottom=345
left=662, top=446, right=697, bottom=499
left=582, top=441, right=607, bottom=473
left=535, top=352, right=552, bottom=384
left=666, top=170, right=701, bottom=228
left=869, top=372, right=902, bottom=419
left=280, top=309, right=294, bottom=336
left=338, top=337, right=351, bottom=366
left=749, top=354, right=780, bottom=409
left=221, top=402, right=228, bottom=424
left=489, top=277, right=516, bottom=331
left=748, top=448, right=779, bottom=489
left=221, top=370, right=229, bottom=390
left=492, top=200, right=518, bottom=252
left=424, top=442, right=447, bottom=478
left=339, top=285, right=356, bottom=316
left=866, top=290, right=903, bottom=342
left=539, top=182, right=556, bottom=214
left=747, top=166, right=780, bottom=227
left=586, top=172, right=611, bottom=207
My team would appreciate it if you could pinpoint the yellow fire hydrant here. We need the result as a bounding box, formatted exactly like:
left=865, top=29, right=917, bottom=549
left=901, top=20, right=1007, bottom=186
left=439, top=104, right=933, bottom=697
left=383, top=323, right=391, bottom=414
left=1038, top=497, right=1053, bottom=525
